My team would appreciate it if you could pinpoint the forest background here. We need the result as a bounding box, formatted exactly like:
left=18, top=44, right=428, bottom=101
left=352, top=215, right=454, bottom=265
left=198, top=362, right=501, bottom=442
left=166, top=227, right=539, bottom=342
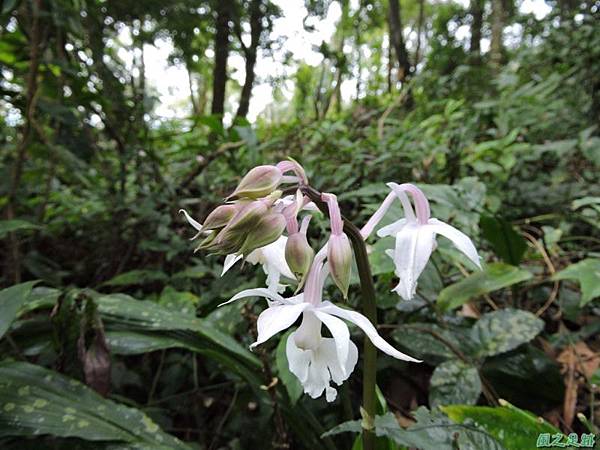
left=0, top=0, right=599, bottom=448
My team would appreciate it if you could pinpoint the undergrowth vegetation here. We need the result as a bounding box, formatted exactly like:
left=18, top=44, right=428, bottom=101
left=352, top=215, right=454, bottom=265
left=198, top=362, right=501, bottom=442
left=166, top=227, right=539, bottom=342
left=1, top=0, right=599, bottom=449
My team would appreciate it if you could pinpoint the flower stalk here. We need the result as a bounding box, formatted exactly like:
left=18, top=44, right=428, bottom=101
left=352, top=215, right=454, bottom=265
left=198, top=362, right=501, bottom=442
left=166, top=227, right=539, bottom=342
left=300, top=185, right=378, bottom=450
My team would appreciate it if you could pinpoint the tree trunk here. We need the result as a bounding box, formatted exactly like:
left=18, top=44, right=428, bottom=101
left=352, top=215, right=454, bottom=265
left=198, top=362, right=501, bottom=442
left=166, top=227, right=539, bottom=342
left=355, top=26, right=362, bottom=100
left=387, top=42, right=393, bottom=92
left=333, top=0, right=349, bottom=113
left=415, top=0, right=425, bottom=67
left=211, top=0, right=232, bottom=118
left=387, top=0, right=411, bottom=83
left=5, top=0, right=44, bottom=283
left=490, top=0, right=504, bottom=70
left=235, top=0, right=263, bottom=121
left=469, top=0, right=483, bottom=63
left=187, top=67, right=198, bottom=115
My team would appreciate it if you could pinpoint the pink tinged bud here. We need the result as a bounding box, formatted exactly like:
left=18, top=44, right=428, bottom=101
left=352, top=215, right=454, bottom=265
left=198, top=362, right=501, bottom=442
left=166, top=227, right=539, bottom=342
left=239, top=212, right=286, bottom=255
left=285, top=233, right=315, bottom=282
left=327, top=233, right=352, bottom=299
left=223, top=200, right=269, bottom=234
left=229, top=165, right=283, bottom=199
left=199, top=201, right=267, bottom=254
left=202, top=204, right=240, bottom=231
left=198, top=228, right=236, bottom=253
left=195, top=230, right=220, bottom=252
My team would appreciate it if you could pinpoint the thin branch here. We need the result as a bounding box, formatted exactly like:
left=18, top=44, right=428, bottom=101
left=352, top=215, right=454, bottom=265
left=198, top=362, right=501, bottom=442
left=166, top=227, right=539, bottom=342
left=178, top=140, right=245, bottom=192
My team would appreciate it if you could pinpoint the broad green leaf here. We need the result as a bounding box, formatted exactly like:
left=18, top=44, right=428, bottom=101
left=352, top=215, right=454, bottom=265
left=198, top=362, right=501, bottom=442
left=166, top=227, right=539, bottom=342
left=102, top=270, right=168, bottom=287
left=479, top=215, right=527, bottom=265
left=372, top=409, right=504, bottom=450
left=437, top=263, right=533, bottom=312
left=322, top=420, right=362, bottom=438
left=104, top=330, right=264, bottom=389
left=323, top=420, right=399, bottom=450
left=572, top=196, right=600, bottom=211
left=482, top=345, right=564, bottom=411
left=0, top=219, right=40, bottom=238
left=275, top=330, right=303, bottom=404
left=429, top=360, right=481, bottom=407
left=553, top=258, right=600, bottom=306
left=442, top=401, right=560, bottom=450
left=0, top=281, right=38, bottom=339
left=393, top=323, right=461, bottom=362
left=471, top=309, right=544, bottom=358
left=106, top=330, right=190, bottom=354
left=96, top=294, right=260, bottom=368
left=158, top=286, right=200, bottom=316
left=0, top=361, right=189, bottom=449
left=18, top=286, right=61, bottom=315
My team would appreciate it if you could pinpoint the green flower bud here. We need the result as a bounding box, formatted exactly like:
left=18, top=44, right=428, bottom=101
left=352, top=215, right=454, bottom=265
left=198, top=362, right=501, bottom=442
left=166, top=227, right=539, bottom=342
left=285, top=233, right=314, bottom=283
left=229, top=165, right=283, bottom=199
left=239, top=212, right=286, bottom=255
left=202, top=204, right=242, bottom=231
left=224, top=200, right=269, bottom=234
left=328, top=233, right=352, bottom=298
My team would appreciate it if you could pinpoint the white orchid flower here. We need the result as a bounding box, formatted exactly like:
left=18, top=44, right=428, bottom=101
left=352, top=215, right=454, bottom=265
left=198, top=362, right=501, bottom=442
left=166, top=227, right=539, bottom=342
left=220, top=252, right=420, bottom=402
left=222, top=236, right=295, bottom=292
left=179, top=209, right=295, bottom=292
left=361, top=183, right=481, bottom=301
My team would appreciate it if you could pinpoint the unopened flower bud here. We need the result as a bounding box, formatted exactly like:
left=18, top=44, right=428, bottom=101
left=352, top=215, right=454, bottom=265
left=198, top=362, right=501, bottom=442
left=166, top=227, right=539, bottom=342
left=229, top=165, right=283, bottom=199
left=203, top=204, right=241, bottom=231
left=199, top=201, right=267, bottom=254
left=285, top=233, right=314, bottom=282
left=224, top=200, right=269, bottom=234
left=209, top=228, right=247, bottom=254
left=195, top=230, right=218, bottom=252
left=239, top=212, right=286, bottom=255
left=328, top=233, right=352, bottom=298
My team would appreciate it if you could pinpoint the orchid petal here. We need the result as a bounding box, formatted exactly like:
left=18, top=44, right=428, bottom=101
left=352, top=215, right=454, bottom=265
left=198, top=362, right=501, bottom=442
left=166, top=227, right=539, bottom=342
left=265, top=266, right=284, bottom=292
left=286, top=333, right=354, bottom=402
left=387, top=182, right=430, bottom=224
left=293, top=311, right=322, bottom=350
left=302, top=349, right=330, bottom=399
left=427, top=218, right=482, bottom=269
left=390, top=222, right=436, bottom=300
left=302, top=202, right=319, bottom=212
left=386, top=183, right=417, bottom=222
left=259, top=236, right=295, bottom=280
left=179, top=209, right=203, bottom=231
left=218, top=287, right=285, bottom=307
left=376, top=218, right=407, bottom=238
left=286, top=332, right=312, bottom=383
left=251, top=303, right=310, bottom=349
left=222, top=253, right=243, bottom=276
left=314, top=311, right=350, bottom=371
left=318, top=302, right=421, bottom=362
left=361, top=191, right=396, bottom=239
left=320, top=337, right=358, bottom=385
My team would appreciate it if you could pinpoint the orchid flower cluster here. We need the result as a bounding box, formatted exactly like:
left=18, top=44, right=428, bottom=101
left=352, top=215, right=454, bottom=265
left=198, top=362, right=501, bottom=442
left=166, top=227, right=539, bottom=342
left=180, top=161, right=481, bottom=402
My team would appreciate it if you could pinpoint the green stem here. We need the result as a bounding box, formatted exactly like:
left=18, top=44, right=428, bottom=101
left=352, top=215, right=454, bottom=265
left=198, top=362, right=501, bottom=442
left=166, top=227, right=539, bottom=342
left=300, top=185, right=378, bottom=450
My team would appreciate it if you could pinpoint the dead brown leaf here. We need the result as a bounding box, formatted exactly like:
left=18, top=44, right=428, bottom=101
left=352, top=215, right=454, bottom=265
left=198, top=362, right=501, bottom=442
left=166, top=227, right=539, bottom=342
left=557, top=341, right=600, bottom=380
